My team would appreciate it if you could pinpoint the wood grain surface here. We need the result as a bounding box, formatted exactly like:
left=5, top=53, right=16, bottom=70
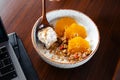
left=0, top=0, right=120, bottom=80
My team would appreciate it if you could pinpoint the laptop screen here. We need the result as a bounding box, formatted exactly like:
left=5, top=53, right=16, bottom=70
left=0, top=17, right=8, bottom=43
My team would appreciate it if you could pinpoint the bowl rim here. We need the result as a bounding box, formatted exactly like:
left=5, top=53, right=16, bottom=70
left=31, top=9, right=100, bottom=65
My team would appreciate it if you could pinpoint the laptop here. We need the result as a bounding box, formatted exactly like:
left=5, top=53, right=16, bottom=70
left=0, top=18, right=26, bottom=80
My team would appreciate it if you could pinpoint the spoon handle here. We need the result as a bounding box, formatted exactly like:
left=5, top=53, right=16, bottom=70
left=42, top=0, right=49, bottom=24
left=42, top=0, right=46, bottom=17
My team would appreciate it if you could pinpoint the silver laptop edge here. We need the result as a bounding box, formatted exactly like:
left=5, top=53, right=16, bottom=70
left=0, top=41, right=26, bottom=80
left=0, top=17, right=26, bottom=80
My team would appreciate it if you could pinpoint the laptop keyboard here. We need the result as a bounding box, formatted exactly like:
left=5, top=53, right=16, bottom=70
left=0, top=46, right=17, bottom=80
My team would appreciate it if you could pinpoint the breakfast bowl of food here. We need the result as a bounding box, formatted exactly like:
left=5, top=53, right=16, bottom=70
left=31, top=9, right=100, bottom=68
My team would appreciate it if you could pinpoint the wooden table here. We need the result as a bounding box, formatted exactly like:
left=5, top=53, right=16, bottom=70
left=0, top=0, right=120, bottom=80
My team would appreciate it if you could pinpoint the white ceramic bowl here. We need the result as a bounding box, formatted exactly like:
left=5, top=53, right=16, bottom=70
left=31, top=9, right=100, bottom=68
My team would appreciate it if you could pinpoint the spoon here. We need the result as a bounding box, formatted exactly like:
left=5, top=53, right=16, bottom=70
left=35, top=0, right=52, bottom=41
left=36, top=0, right=61, bottom=31
left=37, top=0, right=51, bottom=30
left=35, top=0, right=61, bottom=44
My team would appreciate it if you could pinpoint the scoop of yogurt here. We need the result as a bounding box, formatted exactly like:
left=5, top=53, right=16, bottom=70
left=37, top=27, right=57, bottom=49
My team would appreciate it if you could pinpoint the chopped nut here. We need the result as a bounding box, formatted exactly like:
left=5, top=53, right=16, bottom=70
left=63, top=44, right=68, bottom=48
left=62, top=49, right=67, bottom=53
left=82, top=53, right=86, bottom=58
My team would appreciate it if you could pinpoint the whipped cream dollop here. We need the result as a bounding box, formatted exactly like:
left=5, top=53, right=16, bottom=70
left=38, top=27, right=57, bottom=49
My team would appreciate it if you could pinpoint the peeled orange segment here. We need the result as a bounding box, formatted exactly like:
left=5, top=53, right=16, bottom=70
left=55, top=17, right=76, bottom=37
left=68, top=37, right=90, bottom=53
left=64, top=23, right=87, bottom=40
